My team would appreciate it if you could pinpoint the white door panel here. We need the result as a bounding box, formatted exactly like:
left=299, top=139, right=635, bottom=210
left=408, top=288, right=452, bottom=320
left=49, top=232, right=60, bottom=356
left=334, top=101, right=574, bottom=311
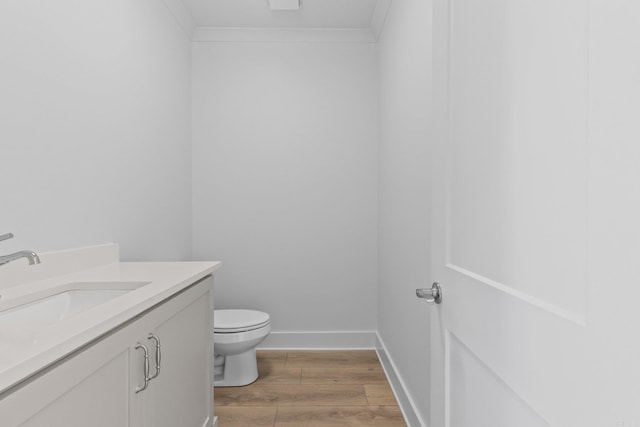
left=448, top=0, right=588, bottom=317
left=434, top=0, right=640, bottom=425
left=588, top=1, right=640, bottom=425
left=447, top=333, right=550, bottom=427
left=431, top=0, right=605, bottom=426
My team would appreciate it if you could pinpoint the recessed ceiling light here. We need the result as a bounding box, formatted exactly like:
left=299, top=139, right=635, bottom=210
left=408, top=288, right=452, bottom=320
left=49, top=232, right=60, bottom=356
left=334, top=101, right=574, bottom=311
left=268, top=0, right=300, bottom=11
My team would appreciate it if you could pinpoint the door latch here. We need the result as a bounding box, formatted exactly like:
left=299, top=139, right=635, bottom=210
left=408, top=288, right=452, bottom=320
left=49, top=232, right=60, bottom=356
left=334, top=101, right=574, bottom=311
left=416, top=282, right=442, bottom=304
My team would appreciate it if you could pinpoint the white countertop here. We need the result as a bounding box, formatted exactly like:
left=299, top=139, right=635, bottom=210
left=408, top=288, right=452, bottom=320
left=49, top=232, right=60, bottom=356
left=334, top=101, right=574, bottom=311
left=0, top=245, right=220, bottom=394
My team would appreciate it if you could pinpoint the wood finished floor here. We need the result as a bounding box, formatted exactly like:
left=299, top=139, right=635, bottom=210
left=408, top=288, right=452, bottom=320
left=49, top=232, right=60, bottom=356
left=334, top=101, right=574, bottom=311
left=214, top=350, right=406, bottom=426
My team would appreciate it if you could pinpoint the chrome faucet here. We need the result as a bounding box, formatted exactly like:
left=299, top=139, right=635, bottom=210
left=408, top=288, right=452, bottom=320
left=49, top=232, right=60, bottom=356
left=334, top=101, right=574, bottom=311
left=0, top=233, right=41, bottom=267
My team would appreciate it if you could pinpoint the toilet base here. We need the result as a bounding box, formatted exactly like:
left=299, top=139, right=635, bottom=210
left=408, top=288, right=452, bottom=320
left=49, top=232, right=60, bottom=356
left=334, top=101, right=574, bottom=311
left=214, top=348, right=259, bottom=387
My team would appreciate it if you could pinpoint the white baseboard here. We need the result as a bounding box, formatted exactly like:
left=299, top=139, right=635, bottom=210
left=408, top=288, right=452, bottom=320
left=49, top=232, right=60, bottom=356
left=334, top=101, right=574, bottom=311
left=376, top=334, right=426, bottom=427
left=257, top=331, right=377, bottom=350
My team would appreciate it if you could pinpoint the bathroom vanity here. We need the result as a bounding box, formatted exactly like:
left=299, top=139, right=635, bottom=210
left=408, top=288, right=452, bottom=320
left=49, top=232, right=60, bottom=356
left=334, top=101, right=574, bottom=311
left=0, top=245, right=220, bottom=427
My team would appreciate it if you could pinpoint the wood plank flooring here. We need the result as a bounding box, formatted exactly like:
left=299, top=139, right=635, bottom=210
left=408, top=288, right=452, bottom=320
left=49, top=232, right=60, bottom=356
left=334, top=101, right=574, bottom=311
left=214, top=350, right=406, bottom=426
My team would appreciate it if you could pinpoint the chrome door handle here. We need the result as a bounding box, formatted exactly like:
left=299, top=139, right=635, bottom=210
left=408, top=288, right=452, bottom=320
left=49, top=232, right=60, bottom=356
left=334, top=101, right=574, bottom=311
left=135, top=342, right=150, bottom=393
left=147, top=333, right=161, bottom=380
left=416, top=282, right=442, bottom=304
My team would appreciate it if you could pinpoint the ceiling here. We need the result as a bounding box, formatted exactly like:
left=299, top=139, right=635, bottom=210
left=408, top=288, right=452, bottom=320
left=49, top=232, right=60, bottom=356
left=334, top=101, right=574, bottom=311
left=181, top=0, right=380, bottom=29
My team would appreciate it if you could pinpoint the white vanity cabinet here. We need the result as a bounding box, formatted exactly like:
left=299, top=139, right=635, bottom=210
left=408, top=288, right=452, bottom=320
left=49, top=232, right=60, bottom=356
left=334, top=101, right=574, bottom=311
left=0, top=276, right=214, bottom=427
left=137, top=276, right=214, bottom=427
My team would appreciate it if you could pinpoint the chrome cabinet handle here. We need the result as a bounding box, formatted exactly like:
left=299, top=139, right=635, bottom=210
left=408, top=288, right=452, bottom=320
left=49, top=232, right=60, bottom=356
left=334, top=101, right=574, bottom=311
left=135, top=342, right=150, bottom=393
left=0, top=233, right=14, bottom=242
left=147, top=333, right=161, bottom=380
left=416, top=282, right=443, bottom=304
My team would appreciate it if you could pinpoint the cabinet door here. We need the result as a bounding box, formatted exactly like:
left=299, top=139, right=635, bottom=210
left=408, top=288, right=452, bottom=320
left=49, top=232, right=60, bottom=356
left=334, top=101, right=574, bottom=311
left=141, top=277, right=214, bottom=427
left=0, top=320, right=144, bottom=427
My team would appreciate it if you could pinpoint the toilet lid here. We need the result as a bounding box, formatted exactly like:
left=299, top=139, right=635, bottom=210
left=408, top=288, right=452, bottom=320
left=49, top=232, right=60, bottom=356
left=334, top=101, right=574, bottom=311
left=214, top=309, right=270, bottom=333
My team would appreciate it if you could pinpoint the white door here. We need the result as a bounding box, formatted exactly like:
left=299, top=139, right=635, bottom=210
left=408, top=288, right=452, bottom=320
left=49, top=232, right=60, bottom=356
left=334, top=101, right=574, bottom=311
left=431, top=1, right=640, bottom=426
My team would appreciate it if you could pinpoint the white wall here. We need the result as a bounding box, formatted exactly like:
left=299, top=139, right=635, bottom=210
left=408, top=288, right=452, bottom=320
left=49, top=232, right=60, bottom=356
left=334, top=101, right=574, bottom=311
left=377, top=0, right=433, bottom=424
left=0, top=0, right=193, bottom=261
left=192, top=41, right=378, bottom=338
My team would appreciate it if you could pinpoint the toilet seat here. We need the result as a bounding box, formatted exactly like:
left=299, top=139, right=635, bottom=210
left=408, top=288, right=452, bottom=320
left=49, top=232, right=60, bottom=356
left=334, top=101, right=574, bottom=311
left=214, top=309, right=270, bottom=333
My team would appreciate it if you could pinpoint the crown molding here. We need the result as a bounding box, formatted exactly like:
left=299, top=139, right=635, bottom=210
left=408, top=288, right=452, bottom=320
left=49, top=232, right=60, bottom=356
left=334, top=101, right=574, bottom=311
left=161, top=0, right=196, bottom=39
left=192, top=27, right=377, bottom=44
left=371, top=0, right=393, bottom=40
left=185, top=0, right=392, bottom=43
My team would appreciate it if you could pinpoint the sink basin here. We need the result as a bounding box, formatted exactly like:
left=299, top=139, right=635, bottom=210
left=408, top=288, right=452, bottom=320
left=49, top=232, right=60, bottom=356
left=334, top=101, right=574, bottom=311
left=0, top=282, right=149, bottom=346
left=0, top=281, right=150, bottom=369
left=0, top=289, right=130, bottom=327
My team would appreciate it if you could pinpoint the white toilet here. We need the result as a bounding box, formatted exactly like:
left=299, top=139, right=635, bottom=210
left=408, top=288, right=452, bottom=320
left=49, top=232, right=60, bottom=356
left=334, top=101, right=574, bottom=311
left=213, top=309, right=271, bottom=387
